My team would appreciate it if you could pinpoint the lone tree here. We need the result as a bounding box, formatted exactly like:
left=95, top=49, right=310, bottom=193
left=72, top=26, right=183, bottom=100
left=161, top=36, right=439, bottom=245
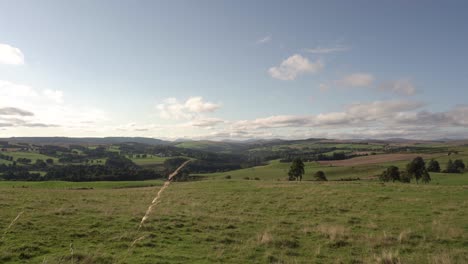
left=288, top=158, right=305, bottom=181
left=314, top=171, right=327, bottom=181
left=406, top=157, right=430, bottom=184
left=427, top=159, right=441, bottom=173
left=380, top=166, right=401, bottom=182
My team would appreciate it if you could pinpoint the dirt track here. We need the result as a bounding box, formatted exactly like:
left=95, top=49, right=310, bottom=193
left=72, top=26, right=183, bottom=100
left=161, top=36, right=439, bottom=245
left=318, top=153, right=440, bottom=167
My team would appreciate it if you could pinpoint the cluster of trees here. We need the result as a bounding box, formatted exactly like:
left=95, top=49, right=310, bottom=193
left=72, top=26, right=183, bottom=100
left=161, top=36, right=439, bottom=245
left=424, top=159, right=465, bottom=173
left=380, top=157, right=431, bottom=183
left=0, top=153, right=13, bottom=161
left=287, top=158, right=327, bottom=181
left=0, top=156, right=162, bottom=181
left=444, top=159, right=465, bottom=173
left=17, top=158, right=32, bottom=164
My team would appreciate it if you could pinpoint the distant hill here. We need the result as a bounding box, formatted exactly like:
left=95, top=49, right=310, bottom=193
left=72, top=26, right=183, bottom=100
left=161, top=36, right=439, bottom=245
left=1, top=137, right=170, bottom=146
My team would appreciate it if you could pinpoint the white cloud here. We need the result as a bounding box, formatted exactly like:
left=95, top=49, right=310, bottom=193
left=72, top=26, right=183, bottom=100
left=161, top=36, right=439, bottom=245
left=269, top=54, right=323, bottom=80
left=0, top=80, right=106, bottom=129
left=157, top=96, right=221, bottom=119
left=337, top=73, right=375, bottom=87
left=379, top=79, right=417, bottom=96
left=189, top=117, right=224, bottom=127
left=256, top=35, right=271, bottom=44
left=0, top=43, right=24, bottom=65
left=43, top=89, right=64, bottom=103
left=304, top=45, right=349, bottom=54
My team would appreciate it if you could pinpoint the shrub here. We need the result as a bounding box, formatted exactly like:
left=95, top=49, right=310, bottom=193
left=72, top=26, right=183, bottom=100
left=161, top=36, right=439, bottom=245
left=314, top=171, right=327, bottom=181
left=380, top=166, right=400, bottom=182
left=427, top=159, right=441, bottom=172
left=225, top=175, right=231, bottom=179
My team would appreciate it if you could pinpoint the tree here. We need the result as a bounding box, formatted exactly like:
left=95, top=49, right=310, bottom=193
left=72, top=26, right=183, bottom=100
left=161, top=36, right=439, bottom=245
left=427, top=159, right=440, bottom=173
left=444, top=159, right=465, bottom=173
left=288, top=158, right=305, bottom=181
left=445, top=159, right=456, bottom=173
left=453, top=159, right=466, bottom=172
left=314, top=171, right=327, bottom=181
left=406, top=157, right=430, bottom=184
left=46, top=158, right=54, bottom=165
left=105, top=155, right=136, bottom=169
left=35, top=159, right=47, bottom=169
left=380, top=166, right=400, bottom=182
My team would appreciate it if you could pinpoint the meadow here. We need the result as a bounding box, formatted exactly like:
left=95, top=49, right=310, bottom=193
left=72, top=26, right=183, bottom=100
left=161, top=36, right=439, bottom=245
left=0, top=179, right=467, bottom=263
left=0, top=144, right=467, bottom=263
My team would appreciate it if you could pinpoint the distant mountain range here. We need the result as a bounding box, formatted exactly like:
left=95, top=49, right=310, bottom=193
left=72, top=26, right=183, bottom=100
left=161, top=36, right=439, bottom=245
left=1, top=136, right=466, bottom=149
left=0, top=137, right=170, bottom=146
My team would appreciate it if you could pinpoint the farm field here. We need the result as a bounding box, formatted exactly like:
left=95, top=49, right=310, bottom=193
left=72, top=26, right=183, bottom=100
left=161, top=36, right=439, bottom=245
left=129, top=156, right=171, bottom=166
left=0, top=179, right=467, bottom=263
left=0, top=151, right=58, bottom=163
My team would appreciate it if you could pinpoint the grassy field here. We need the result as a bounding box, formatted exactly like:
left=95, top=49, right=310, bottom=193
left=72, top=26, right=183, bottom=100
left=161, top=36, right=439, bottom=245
left=0, top=151, right=58, bottom=163
left=0, top=180, right=466, bottom=263
left=0, top=180, right=163, bottom=189
left=0, top=147, right=467, bottom=263
left=129, top=156, right=170, bottom=166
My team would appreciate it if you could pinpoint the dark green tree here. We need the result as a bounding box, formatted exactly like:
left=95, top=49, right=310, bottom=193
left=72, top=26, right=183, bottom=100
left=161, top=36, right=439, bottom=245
left=314, top=171, right=327, bottom=181
left=288, top=158, right=305, bottom=181
left=427, top=159, right=441, bottom=173
left=380, top=166, right=401, bottom=182
left=406, top=157, right=430, bottom=184
left=453, top=159, right=466, bottom=172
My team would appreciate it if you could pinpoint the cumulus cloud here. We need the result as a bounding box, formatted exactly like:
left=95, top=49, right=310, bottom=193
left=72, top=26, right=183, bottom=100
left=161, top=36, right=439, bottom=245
left=157, top=96, right=221, bottom=119
left=379, top=79, right=417, bottom=96
left=304, top=45, right=349, bottom=54
left=269, top=54, right=323, bottom=80
left=0, top=80, right=106, bottom=130
left=113, top=99, right=468, bottom=140
left=0, top=43, right=24, bottom=65
left=337, top=73, right=375, bottom=87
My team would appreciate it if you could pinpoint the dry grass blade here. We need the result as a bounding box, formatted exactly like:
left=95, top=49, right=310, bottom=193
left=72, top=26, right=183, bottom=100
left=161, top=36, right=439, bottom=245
left=138, top=160, right=191, bottom=229
left=1, top=211, right=24, bottom=240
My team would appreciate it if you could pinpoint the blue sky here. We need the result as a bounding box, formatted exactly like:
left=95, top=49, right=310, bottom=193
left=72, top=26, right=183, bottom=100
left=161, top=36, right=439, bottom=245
left=0, top=0, right=467, bottom=140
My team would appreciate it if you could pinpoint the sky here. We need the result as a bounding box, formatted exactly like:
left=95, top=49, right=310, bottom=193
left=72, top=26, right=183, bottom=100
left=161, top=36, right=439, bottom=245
left=0, top=0, right=467, bottom=140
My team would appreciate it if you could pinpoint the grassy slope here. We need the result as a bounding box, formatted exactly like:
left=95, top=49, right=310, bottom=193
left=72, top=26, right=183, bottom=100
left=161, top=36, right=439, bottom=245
left=0, top=151, right=58, bottom=163
left=0, top=180, right=163, bottom=189
left=130, top=156, right=170, bottom=166
left=0, top=180, right=466, bottom=263
left=203, top=148, right=468, bottom=185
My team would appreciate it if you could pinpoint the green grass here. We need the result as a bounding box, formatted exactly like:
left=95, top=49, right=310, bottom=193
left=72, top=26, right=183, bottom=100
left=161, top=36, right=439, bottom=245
left=0, top=151, right=58, bottom=163
left=129, top=155, right=170, bottom=166
left=0, top=146, right=466, bottom=263
left=203, top=153, right=468, bottom=185
left=0, top=180, right=163, bottom=189
left=0, top=180, right=466, bottom=263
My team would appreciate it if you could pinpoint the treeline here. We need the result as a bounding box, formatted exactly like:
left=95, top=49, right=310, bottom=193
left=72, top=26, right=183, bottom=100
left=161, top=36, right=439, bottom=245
left=0, top=156, right=163, bottom=181
left=380, top=157, right=466, bottom=184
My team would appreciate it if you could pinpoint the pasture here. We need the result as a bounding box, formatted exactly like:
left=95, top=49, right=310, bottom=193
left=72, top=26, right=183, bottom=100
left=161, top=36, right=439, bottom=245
left=0, top=144, right=467, bottom=263
left=0, top=179, right=467, bottom=263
